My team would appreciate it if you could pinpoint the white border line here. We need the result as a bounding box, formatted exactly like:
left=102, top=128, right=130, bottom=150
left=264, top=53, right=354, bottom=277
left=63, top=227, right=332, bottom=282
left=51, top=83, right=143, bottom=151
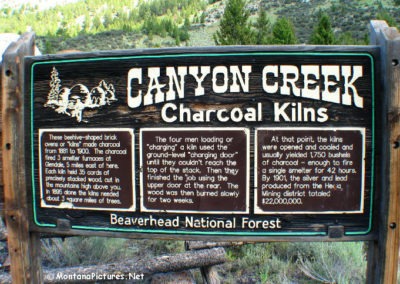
left=38, top=128, right=136, bottom=211
left=254, top=127, right=366, bottom=215
left=140, top=127, right=250, bottom=214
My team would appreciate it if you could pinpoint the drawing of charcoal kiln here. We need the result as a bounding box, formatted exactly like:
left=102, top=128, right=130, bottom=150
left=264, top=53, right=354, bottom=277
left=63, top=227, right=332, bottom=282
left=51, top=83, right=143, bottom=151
left=45, top=66, right=117, bottom=122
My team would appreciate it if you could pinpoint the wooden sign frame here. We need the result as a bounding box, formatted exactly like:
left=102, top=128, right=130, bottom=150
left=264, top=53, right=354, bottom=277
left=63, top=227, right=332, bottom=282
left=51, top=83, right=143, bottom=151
left=25, top=46, right=379, bottom=241
left=1, top=20, right=398, bottom=283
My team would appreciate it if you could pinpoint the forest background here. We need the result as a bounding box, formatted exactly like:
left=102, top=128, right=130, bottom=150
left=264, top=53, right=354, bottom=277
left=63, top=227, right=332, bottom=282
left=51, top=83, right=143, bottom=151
left=1, top=0, right=400, bottom=283
left=1, top=0, right=400, bottom=52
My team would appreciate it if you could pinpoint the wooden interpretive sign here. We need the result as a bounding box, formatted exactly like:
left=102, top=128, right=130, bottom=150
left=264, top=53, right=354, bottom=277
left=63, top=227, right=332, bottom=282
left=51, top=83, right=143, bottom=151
left=26, top=47, right=379, bottom=239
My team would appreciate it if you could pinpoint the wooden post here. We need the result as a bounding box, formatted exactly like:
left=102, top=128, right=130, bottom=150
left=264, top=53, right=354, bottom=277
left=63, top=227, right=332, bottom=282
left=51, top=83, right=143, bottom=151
left=369, top=20, right=400, bottom=284
left=1, top=33, right=42, bottom=283
left=185, top=241, right=225, bottom=284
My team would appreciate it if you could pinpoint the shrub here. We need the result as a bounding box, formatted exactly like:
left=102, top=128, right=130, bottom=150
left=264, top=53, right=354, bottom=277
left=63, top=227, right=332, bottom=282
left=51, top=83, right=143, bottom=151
left=297, top=242, right=366, bottom=284
left=41, top=237, right=131, bottom=268
left=223, top=242, right=367, bottom=283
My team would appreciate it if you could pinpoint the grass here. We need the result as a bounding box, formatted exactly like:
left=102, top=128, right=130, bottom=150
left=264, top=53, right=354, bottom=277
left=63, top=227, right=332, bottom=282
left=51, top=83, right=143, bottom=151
left=41, top=237, right=185, bottom=268
left=221, top=242, right=367, bottom=283
left=296, top=242, right=366, bottom=283
left=41, top=238, right=368, bottom=283
left=188, top=24, right=218, bottom=46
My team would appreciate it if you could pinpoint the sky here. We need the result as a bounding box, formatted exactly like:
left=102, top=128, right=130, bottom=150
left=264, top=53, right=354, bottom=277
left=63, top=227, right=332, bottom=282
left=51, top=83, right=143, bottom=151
left=0, top=0, right=80, bottom=10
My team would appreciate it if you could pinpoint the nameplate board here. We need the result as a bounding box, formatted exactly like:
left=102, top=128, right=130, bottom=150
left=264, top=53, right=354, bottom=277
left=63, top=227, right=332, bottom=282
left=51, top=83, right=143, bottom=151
left=26, top=46, right=378, bottom=239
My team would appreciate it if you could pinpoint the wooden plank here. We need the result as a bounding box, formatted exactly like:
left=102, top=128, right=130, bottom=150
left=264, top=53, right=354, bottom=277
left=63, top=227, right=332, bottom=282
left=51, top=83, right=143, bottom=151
left=200, top=266, right=221, bottom=284
left=369, top=20, right=400, bottom=284
left=1, top=33, right=42, bottom=283
left=0, top=59, right=4, bottom=219
left=383, top=28, right=400, bottom=284
left=186, top=241, right=244, bottom=250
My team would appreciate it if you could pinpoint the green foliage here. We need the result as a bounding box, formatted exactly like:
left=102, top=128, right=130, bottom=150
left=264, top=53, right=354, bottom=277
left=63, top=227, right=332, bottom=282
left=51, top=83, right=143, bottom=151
left=143, top=15, right=189, bottom=45
left=41, top=237, right=184, bottom=268
left=138, top=0, right=206, bottom=19
left=297, top=242, right=366, bottom=283
left=337, top=31, right=369, bottom=45
left=254, top=8, right=272, bottom=44
left=142, top=239, right=185, bottom=256
left=200, top=12, right=206, bottom=24
left=213, top=0, right=255, bottom=45
left=214, top=0, right=275, bottom=45
left=41, top=238, right=367, bottom=283
left=271, top=17, right=297, bottom=44
left=41, top=237, right=131, bottom=267
left=223, top=243, right=298, bottom=283
left=223, top=242, right=367, bottom=283
left=0, top=0, right=205, bottom=43
left=2, top=0, right=396, bottom=50
left=376, top=8, right=397, bottom=28
left=309, top=13, right=336, bottom=45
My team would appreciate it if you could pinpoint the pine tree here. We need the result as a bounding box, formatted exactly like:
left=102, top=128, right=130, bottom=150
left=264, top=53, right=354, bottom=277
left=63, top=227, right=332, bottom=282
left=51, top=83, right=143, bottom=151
left=271, top=17, right=297, bottom=44
left=254, top=8, right=271, bottom=44
left=310, top=13, right=336, bottom=45
left=47, top=67, right=61, bottom=104
left=213, top=0, right=254, bottom=45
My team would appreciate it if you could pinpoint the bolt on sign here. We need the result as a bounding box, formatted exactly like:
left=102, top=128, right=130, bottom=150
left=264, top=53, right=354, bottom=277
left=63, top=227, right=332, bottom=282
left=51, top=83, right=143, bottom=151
left=26, top=46, right=379, bottom=239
